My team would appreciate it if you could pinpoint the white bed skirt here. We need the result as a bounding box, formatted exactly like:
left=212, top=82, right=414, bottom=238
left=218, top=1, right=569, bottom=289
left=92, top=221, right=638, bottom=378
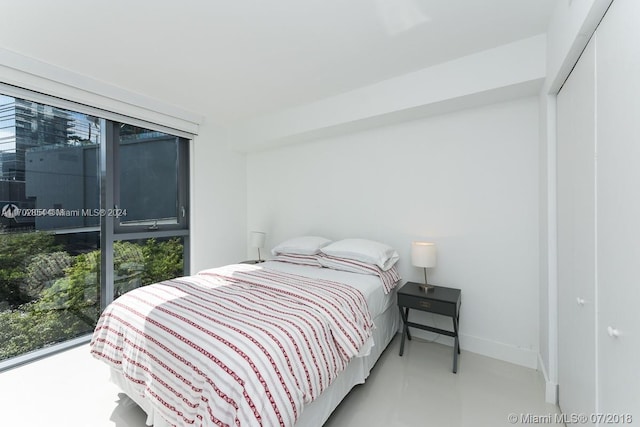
left=110, top=300, right=400, bottom=427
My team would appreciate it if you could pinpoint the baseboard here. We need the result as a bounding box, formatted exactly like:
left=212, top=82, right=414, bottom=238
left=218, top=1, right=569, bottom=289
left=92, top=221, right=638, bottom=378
left=460, top=333, right=538, bottom=369
left=537, top=353, right=558, bottom=404
left=407, top=329, right=538, bottom=369
left=546, top=382, right=558, bottom=405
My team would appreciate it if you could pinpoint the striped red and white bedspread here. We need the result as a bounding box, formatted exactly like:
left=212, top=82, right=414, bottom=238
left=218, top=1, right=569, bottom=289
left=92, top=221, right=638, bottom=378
left=90, top=264, right=374, bottom=427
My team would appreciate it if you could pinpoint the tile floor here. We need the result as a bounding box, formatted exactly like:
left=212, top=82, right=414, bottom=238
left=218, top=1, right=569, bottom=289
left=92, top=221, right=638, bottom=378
left=0, top=335, right=562, bottom=427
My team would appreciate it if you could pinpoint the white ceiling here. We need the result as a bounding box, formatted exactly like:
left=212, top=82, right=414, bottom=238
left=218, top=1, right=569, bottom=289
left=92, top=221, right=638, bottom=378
left=0, top=0, right=556, bottom=125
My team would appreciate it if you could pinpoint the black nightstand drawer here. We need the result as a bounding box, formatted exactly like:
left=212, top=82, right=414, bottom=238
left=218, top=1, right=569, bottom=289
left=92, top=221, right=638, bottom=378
left=397, top=294, right=456, bottom=317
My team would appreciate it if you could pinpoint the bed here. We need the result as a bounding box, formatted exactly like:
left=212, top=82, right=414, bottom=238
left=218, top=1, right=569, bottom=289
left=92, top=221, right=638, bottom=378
left=91, top=237, right=401, bottom=427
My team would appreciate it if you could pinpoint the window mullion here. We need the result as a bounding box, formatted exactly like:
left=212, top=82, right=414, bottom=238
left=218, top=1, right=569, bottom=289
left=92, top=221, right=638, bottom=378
left=179, top=137, right=189, bottom=229
left=100, top=120, right=116, bottom=311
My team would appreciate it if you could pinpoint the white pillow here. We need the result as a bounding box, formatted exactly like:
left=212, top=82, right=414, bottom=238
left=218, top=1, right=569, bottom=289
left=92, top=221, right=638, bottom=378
left=318, top=254, right=402, bottom=294
left=271, top=253, right=322, bottom=267
left=320, top=238, right=399, bottom=271
left=271, top=236, right=332, bottom=256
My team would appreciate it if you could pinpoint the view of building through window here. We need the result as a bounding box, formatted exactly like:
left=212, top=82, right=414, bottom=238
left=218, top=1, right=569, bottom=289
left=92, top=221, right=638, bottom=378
left=0, top=94, right=188, bottom=364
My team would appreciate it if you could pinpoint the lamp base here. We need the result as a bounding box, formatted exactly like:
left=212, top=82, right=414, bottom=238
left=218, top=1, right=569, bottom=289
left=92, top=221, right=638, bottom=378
left=419, top=284, right=435, bottom=292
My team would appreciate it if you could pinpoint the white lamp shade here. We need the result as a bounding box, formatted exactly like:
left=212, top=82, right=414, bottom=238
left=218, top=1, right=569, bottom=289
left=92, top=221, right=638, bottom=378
left=249, top=231, right=266, bottom=248
left=411, top=242, right=436, bottom=268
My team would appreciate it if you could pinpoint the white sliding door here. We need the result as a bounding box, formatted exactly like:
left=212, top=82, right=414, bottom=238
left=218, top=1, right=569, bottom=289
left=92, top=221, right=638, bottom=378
left=556, top=0, right=640, bottom=422
left=556, top=36, right=597, bottom=423
left=595, top=0, right=640, bottom=416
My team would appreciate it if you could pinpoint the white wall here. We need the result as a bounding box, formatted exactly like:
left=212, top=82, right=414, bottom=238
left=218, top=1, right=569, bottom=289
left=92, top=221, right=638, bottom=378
left=247, top=97, right=540, bottom=368
left=231, top=35, right=545, bottom=152
left=537, top=93, right=557, bottom=400
left=190, top=124, right=247, bottom=272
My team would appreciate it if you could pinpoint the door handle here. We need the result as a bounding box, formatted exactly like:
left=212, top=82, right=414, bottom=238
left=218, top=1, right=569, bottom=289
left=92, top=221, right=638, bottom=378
left=607, top=326, right=620, bottom=338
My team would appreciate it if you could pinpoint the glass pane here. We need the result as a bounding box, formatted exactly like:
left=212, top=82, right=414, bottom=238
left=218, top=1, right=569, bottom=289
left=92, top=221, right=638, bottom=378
left=119, top=125, right=179, bottom=227
left=0, top=231, right=100, bottom=361
left=0, top=94, right=101, bottom=362
left=113, top=236, right=184, bottom=298
left=0, top=94, right=100, bottom=231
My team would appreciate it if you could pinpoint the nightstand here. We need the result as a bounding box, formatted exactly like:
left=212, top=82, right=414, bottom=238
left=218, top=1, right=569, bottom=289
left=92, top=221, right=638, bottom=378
left=397, top=281, right=462, bottom=373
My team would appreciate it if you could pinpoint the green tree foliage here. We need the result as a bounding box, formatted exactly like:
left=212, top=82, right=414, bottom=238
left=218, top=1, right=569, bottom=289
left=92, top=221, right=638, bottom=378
left=113, top=241, right=144, bottom=297
left=141, top=238, right=183, bottom=285
left=0, top=237, right=183, bottom=361
left=0, top=303, right=96, bottom=360
left=0, top=232, right=61, bottom=307
left=33, top=252, right=99, bottom=311
left=23, top=252, right=73, bottom=299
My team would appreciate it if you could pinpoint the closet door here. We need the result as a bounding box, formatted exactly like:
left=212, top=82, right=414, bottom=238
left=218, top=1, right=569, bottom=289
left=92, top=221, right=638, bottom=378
left=557, top=36, right=597, bottom=421
left=596, top=0, right=640, bottom=416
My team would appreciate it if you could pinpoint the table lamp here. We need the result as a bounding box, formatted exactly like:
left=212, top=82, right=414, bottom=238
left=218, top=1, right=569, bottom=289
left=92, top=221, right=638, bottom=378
left=411, top=241, right=436, bottom=291
left=250, top=231, right=266, bottom=262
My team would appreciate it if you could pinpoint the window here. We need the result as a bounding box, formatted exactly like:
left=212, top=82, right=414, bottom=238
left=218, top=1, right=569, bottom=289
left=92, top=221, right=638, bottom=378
left=0, top=93, right=189, bottom=367
left=115, top=124, right=188, bottom=232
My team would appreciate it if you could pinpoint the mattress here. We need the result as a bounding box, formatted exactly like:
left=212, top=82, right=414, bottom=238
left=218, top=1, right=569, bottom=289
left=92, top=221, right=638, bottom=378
left=102, top=261, right=400, bottom=426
